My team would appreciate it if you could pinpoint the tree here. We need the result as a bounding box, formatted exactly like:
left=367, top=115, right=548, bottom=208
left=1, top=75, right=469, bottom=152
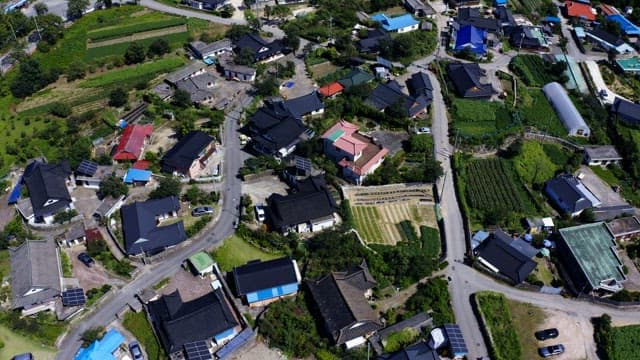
left=34, top=2, right=48, bottom=15
left=50, top=102, right=72, bottom=117
left=409, top=134, right=432, bottom=153
left=99, top=175, right=129, bottom=198
left=9, top=58, right=58, bottom=98
left=66, top=137, right=92, bottom=168
left=579, top=208, right=596, bottom=223
left=124, top=42, right=146, bottom=65
left=255, top=76, right=279, bottom=97
left=219, top=4, right=234, bottom=18
left=147, top=38, right=170, bottom=58
left=81, top=327, right=105, bottom=346
left=108, top=88, right=128, bottom=107
left=38, top=14, right=64, bottom=45
left=172, top=89, right=192, bottom=108
left=149, top=177, right=182, bottom=199
left=283, top=34, right=300, bottom=54
left=385, top=98, right=409, bottom=124
left=226, top=25, right=252, bottom=41
left=234, top=47, right=255, bottom=66
left=66, top=61, right=86, bottom=81
left=54, top=209, right=78, bottom=224
left=66, top=0, right=90, bottom=19
left=86, top=238, right=107, bottom=257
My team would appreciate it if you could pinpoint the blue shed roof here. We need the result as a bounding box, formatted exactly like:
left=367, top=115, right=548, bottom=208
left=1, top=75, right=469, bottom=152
left=455, top=25, right=487, bottom=55
left=544, top=16, right=561, bottom=23
left=607, top=14, right=640, bottom=35
left=8, top=181, right=22, bottom=204
left=371, top=13, right=420, bottom=31
left=495, top=0, right=507, bottom=5
left=75, top=329, right=124, bottom=360
left=124, top=169, right=152, bottom=183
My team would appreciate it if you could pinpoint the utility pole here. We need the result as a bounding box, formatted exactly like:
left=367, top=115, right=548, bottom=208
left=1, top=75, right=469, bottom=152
left=7, top=19, right=18, bottom=42
left=33, top=16, right=42, bottom=41
left=328, top=16, right=333, bottom=43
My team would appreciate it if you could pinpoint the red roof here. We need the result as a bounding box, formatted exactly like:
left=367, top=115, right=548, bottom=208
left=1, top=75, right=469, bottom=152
left=113, top=124, right=153, bottom=161
left=132, top=160, right=152, bottom=170
left=318, top=82, right=345, bottom=97
left=565, top=1, right=596, bottom=21
left=85, top=228, right=104, bottom=244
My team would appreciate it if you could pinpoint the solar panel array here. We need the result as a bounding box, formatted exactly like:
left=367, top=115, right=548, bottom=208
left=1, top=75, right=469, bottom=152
left=184, top=341, right=212, bottom=360
left=77, top=160, right=98, bottom=176
left=444, top=323, right=468, bottom=355
left=62, top=288, right=86, bottom=307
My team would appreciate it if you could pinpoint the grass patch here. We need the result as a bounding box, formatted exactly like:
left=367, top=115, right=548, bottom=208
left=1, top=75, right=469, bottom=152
left=609, top=324, right=640, bottom=359
left=475, top=291, right=522, bottom=360
left=0, top=311, right=67, bottom=347
left=86, top=284, right=112, bottom=307
left=153, top=277, right=171, bottom=290
left=0, top=324, right=57, bottom=359
left=60, top=251, right=73, bottom=277
left=590, top=166, right=621, bottom=187
left=85, top=32, right=189, bottom=60
left=212, top=234, right=281, bottom=272
left=507, top=299, right=546, bottom=359
left=451, top=98, right=512, bottom=138
left=80, top=57, right=186, bottom=88
left=0, top=250, right=10, bottom=279
left=532, top=257, right=554, bottom=285
left=123, top=311, right=167, bottom=360
left=95, top=251, right=134, bottom=278
left=420, top=226, right=440, bottom=258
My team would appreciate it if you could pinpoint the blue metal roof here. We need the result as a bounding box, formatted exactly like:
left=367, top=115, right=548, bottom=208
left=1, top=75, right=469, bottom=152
left=124, top=169, right=152, bottom=183
left=607, top=14, right=640, bottom=36
left=371, top=13, right=420, bottom=32
left=74, top=329, right=124, bottom=360
left=8, top=180, right=22, bottom=204
left=495, top=0, right=507, bottom=5
left=544, top=16, right=561, bottom=23
left=455, top=25, right=487, bottom=55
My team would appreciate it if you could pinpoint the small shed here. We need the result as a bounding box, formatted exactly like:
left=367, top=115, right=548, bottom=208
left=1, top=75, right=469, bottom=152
left=188, top=251, right=215, bottom=276
left=123, top=169, right=152, bottom=185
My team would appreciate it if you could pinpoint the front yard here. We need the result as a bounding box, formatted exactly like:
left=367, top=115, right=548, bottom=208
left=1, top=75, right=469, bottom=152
left=211, top=234, right=281, bottom=272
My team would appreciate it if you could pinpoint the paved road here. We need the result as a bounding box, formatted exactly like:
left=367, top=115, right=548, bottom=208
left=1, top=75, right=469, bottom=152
left=140, top=0, right=246, bottom=25
left=55, top=95, right=250, bottom=360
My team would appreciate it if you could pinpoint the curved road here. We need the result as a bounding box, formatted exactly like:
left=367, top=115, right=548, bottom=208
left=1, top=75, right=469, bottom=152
left=55, top=96, right=249, bottom=360
left=140, top=0, right=246, bottom=25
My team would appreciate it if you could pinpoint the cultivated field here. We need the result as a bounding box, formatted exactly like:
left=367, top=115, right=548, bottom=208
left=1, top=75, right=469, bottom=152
left=343, top=183, right=437, bottom=245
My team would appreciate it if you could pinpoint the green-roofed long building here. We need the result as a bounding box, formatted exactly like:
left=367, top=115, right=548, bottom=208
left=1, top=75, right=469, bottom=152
left=558, top=222, right=626, bottom=293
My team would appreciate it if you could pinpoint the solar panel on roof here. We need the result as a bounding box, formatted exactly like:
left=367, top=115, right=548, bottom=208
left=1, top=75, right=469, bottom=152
left=76, top=160, right=98, bottom=176
left=62, top=288, right=86, bottom=307
left=444, top=324, right=468, bottom=355
left=184, top=341, right=212, bottom=360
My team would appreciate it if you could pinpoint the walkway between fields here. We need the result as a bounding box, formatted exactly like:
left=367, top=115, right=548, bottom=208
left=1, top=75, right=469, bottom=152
left=87, top=25, right=188, bottom=48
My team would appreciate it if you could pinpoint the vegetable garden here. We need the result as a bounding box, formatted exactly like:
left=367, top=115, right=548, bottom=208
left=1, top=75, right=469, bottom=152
left=352, top=202, right=438, bottom=245
left=465, top=158, right=530, bottom=214
left=87, top=18, right=187, bottom=42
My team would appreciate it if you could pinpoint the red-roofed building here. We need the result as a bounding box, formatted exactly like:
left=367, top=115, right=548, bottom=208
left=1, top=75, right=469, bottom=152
left=564, top=1, right=596, bottom=21
left=112, top=124, right=153, bottom=162
left=321, top=120, right=389, bottom=184
left=132, top=160, right=152, bottom=170
left=85, top=227, right=104, bottom=246
left=318, top=82, right=345, bottom=98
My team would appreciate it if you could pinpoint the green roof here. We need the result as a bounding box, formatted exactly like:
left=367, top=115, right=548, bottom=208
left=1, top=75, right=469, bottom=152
left=559, top=222, right=626, bottom=289
left=327, top=129, right=344, bottom=142
left=616, top=57, right=640, bottom=71
left=188, top=251, right=214, bottom=272
left=338, top=69, right=374, bottom=88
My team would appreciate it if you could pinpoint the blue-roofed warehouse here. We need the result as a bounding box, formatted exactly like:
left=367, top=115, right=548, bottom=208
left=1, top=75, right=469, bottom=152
left=232, top=257, right=301, bottom=307
left=454, top=25, right=487, bottom=56
left=75, top=328, right=125, bottom=360
left=607, top=14, right=640, bottom=36
left=124, top=169, right=152, bottom=184
left=371, top=13, right=420, bottom=33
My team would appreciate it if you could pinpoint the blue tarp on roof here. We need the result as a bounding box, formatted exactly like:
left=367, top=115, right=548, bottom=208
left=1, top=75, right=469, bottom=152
left=455, top=25, right=487, bottom=55
left=607, top=14, right=640, bottom=35
left=118, top=120, right=128, bottom=129
left=8, top=179, right=22, bottom=204
left=124, top=169, right=152, bottom=184
left=74, top=329, right=124, bottom=360
left=544, top=16, right=561, bottom=23
left=371, top=13, right=420, bottom=32
left=495, top=0, right=507, bottom=5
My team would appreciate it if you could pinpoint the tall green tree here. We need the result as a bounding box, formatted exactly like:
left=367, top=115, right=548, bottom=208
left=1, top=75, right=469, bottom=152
left=149, top=177, right=182, bottom=199
left=66, top=0, right=90, bottom=19
left=124, top=42, right=146, bottom=65
left=9, top=58, right=58, bottom=98
left=99, top=175, right=129, bottom=198
left=34, top=2, right=48, bottom=15
left=147, top=38, right=170, bottom=57
left=38, top=14, right=64, bottom=45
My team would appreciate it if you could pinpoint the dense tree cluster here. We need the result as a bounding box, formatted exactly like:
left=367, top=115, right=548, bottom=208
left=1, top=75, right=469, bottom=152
left=10, top=59, right=59, bottom=98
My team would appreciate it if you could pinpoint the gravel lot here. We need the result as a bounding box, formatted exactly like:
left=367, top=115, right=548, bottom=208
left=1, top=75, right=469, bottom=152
left=537, top=309, right=596, bottom=360
left=577, top=166, right=628, bottom=207
left=369, top=130, right=410, bottom=156
left=228, top=339, right=286, bottom=360
left=67, top=246, right=124, bottom=290
left=242, top=176, right=288, bottom=205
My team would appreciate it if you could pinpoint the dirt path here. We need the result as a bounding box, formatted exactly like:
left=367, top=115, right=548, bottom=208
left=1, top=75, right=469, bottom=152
left=87, top=25, right=188, bottom=48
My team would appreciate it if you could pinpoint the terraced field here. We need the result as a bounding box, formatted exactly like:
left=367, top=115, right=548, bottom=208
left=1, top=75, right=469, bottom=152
left=352, top=202, right=437, bottom=245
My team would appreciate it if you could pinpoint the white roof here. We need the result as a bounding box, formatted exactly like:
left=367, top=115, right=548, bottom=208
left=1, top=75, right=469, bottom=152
left=542, top=217, right=554, bottom=227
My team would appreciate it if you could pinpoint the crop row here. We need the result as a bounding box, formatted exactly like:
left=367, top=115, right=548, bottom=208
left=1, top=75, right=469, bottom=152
left=465, top=158, right=526, bottom=213
left=87, top=18, right=187, bottom=42
left=397, top=220, right=418, bottom=243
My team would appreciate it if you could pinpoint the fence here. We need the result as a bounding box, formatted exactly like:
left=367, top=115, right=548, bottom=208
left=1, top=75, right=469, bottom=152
left=523, top=131, right=584, bottom=151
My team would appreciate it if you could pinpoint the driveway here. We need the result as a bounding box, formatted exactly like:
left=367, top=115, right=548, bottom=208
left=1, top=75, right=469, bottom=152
left=66, top=246, right=126, bottom=291
left=71, top=187, right=101, bottom=222
left=278, top=54, right=316, bottom=99
left=577, top=166, right=628, bottom=207
left=584, top=60, right=630, bottom=105
left=243, top=176, right=288, bottom=205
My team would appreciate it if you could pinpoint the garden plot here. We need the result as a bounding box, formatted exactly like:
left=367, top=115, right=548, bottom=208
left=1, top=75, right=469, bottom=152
left=344, top=184, right=437, bottom=245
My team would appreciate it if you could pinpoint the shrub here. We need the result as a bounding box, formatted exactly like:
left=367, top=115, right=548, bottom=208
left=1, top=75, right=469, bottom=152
left=49, top=102, right=72, bottom=117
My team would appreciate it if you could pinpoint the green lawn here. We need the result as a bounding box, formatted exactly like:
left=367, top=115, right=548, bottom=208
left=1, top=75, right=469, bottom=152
left=475, top=291, right=522, bottom=360
left=0, top=325, right=57, bottom=360
left=80, top=56, right=186, bottom=88
left=590, top=166, right=621, bottom=186
left=212, top=234, right=281, bottom=272
left=123, top=311, right=167, bottom=360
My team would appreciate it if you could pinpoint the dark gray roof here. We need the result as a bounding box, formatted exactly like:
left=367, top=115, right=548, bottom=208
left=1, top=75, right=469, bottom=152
left=366, top=80, right=429, bottom=117
left=10, top=240, right=61, bottom=309
left=584, top=145, right=622, bottom=161
left=267, top=176, right=338, bottom=232
left=148, top=289, right=239, bottom=354
left=283, top=92, right=324, bottom=119
left=378, top=341, right=438, bottom=360
left=306, top=261, right=382, bottom=345
left=357, top=28, right=391, bottom=52
left=586, top=28, right=624, bottom=47
left=121, top=196, right=187, bottom=255
left=476, top=231, right=536, bottom=283
left=545, top=175, right=593, bottom=214
left=252, top=116, right=306, bottom=155
left=23, top=160, right=72, bottom=217
left=612, top=97, right=640, bottom=124
left=446, top=63, right=493, bottom=98
left=232, top=257, right=298, bottom=296
left=457, top=8, right=500, bottom=32
left=188, top=38, right=232, bottom=58
left=406, top=72, right=434, bottom=102
left=495, top=6, right=516, bottom=27
left=166, top=63, right=206, bottom=84
left=509, top=26, right=547, bottom=49
left=235, top=33, right=283, bottom=61
left=162, top=131, right=214, bottom=175
left=377, top=312, right=432, bottom=341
